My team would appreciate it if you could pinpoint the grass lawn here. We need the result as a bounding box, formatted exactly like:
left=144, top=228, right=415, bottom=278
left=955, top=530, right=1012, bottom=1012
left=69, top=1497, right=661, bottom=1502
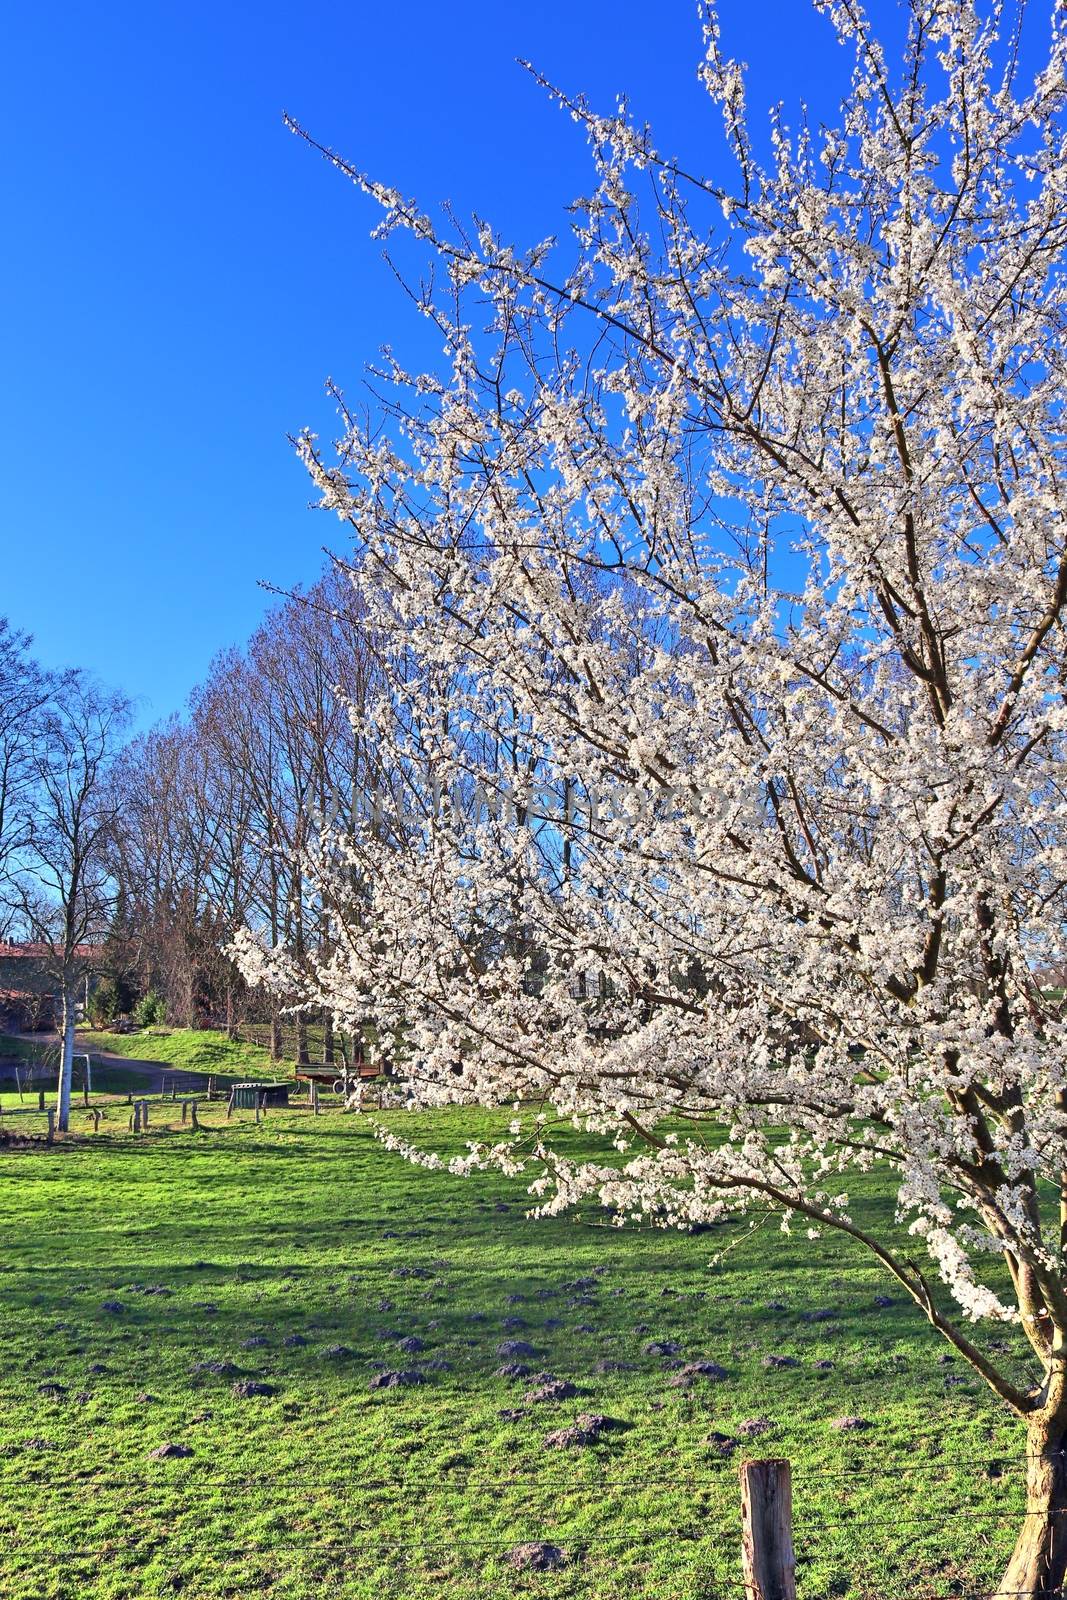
left=0, top=1097, right=1035, bottom=1600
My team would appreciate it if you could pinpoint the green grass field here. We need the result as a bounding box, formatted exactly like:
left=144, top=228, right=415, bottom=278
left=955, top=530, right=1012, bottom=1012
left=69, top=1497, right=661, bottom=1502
left=0, top=1093, right=1036, bottom=1600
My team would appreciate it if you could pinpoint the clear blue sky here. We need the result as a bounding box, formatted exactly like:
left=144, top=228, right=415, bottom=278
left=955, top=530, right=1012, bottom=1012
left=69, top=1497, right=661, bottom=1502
left=0, top=1, right=1041, bottom=727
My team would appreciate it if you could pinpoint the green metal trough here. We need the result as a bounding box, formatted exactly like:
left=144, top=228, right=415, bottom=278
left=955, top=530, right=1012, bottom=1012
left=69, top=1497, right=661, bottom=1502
left=231, top=1082, right=290, bottom=1109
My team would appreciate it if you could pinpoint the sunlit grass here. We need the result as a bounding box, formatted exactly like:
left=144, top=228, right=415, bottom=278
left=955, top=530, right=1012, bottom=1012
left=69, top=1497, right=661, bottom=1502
left=0, top=1096, right=1034, bottom=1599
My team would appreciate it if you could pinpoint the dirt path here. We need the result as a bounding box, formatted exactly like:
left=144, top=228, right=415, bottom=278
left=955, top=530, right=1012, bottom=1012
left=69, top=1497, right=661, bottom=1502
left=3, top=1034, right=211, bottom=1094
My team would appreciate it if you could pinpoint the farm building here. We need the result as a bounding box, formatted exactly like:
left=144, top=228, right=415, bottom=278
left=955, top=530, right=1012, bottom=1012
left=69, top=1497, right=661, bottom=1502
left=0, top=944, right=99, bottom=1032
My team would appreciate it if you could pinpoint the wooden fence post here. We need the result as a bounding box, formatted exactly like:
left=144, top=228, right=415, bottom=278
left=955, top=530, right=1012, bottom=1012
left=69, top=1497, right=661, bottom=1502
left=38, top=1089, right=45, bottom=1111
left=740, top=1459, right=796, bottom=1600
left=141, top=1099, right=149, bottom=1129
left=208, top=1076, right=216, bottom=1102
left=46, top=1108, right=55, bottom=1144
left=130, top=1102, right=141, bottom=1133
left=226, top=1089, right=235, bottom=1120
left=190, top=1101, right=199, bottom=1130
left=180, top=1100, right=188, bottom=1123
left=89, top=1109, right=101, bottom=1132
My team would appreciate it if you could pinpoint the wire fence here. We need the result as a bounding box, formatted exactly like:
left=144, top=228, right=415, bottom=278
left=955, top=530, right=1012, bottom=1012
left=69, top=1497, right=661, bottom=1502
left=0, top=1455, right=1061, bottom=1582
left=0, top=1527, right=1061, bottom=1600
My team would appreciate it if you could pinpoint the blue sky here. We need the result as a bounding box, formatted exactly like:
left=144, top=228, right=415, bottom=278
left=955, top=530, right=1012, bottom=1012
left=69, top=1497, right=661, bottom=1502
left=0, top=1, right=1041, bottom=726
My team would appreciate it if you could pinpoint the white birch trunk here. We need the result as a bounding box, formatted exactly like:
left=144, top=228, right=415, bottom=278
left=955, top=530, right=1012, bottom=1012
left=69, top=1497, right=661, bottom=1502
left=56, top=990, right=75, bottom=1133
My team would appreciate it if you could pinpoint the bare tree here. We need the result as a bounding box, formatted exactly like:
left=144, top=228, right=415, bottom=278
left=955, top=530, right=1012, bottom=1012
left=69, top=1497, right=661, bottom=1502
left=9, top=676, right=130, bottom=1129
left=108, top=566, right=388, bottom=1053
left=0, top=619, right=53, bottom=932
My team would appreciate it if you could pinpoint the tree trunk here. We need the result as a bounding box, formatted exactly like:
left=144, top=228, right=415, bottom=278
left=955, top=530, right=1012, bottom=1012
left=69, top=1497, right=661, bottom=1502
left=294, top=903, right=309, bottom=1067
left=270, top=1008, right=282, bottom=1062
left=995, top=1417, right=1067, bottom=1598
left=56, top=989, right=75, bottom=1134
left=322, top=1010, right=334, bottom=1066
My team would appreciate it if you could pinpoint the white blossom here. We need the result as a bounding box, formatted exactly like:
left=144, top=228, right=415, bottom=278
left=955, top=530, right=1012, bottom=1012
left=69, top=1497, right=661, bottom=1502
left=251, top=16, right=1067, bottom=1561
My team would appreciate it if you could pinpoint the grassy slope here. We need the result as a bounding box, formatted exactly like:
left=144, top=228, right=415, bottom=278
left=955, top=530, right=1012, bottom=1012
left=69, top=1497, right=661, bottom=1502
left=76, top=1028, right=280, bottom=1076
left=0, top=1100, right=1035, bottom=1600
